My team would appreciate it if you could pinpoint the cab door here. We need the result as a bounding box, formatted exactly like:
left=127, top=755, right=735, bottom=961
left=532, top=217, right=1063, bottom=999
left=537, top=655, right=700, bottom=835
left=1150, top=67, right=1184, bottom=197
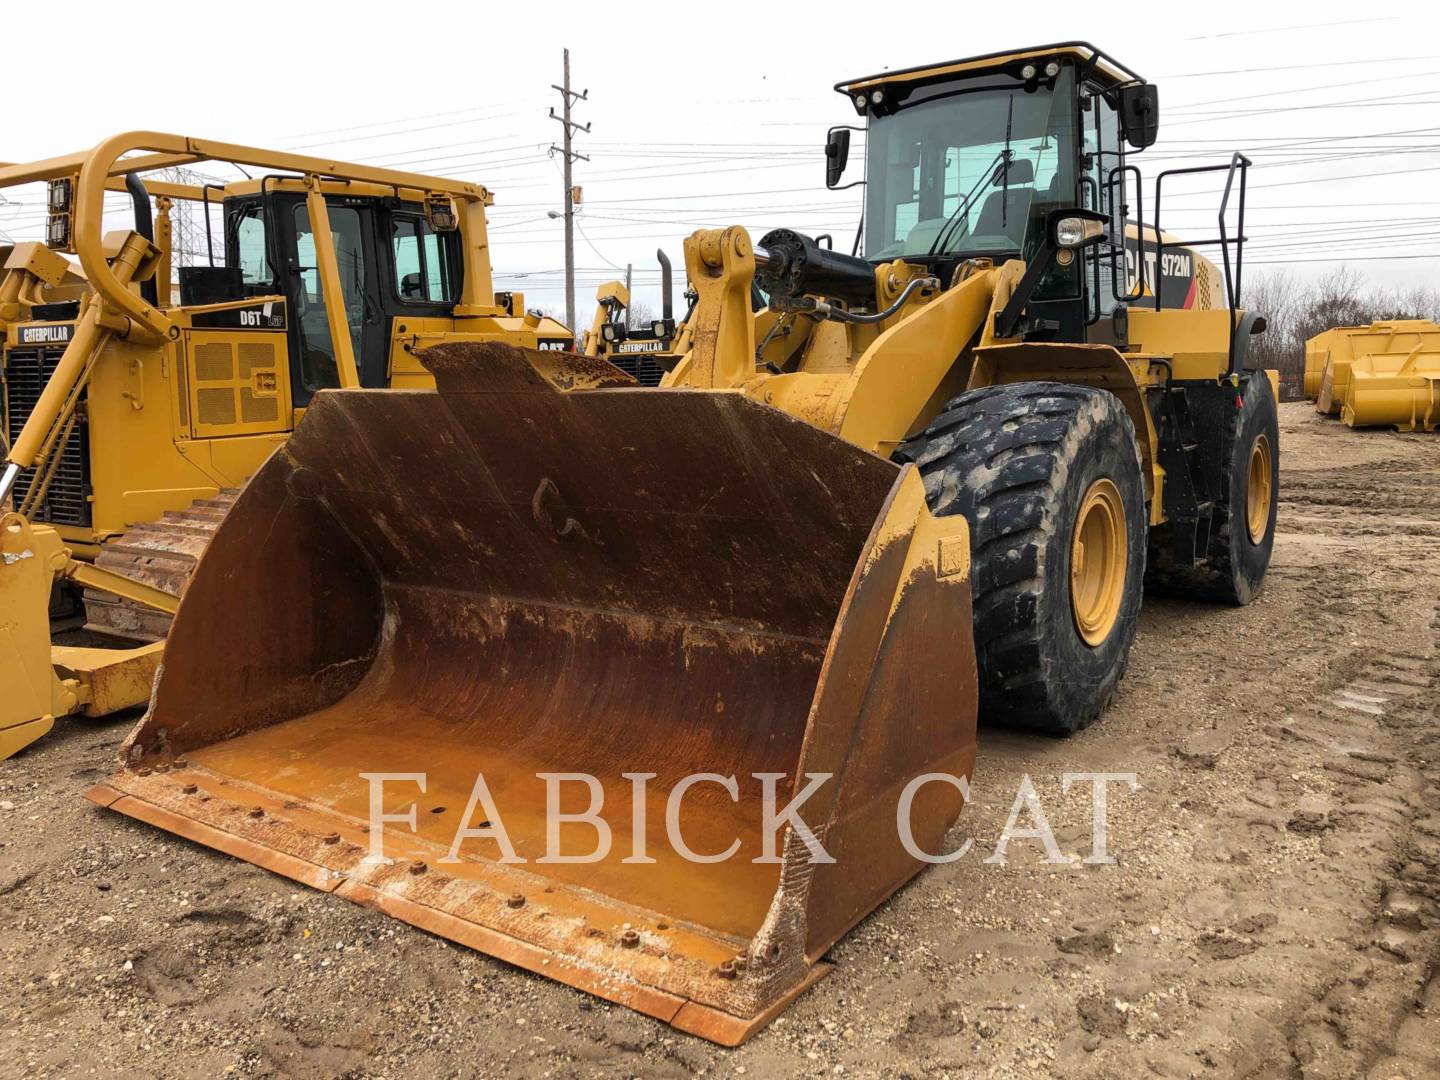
left=1083, top=88, right=1127, bottom=320
left=279, top=197, right=389, bottom=406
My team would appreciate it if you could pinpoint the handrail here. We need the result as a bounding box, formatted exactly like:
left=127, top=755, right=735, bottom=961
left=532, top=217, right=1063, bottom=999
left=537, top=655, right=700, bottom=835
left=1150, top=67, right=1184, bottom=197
left=1217, top=152, right=1250, bottom=376
left=1107, top=163, right=1146, bottom=305
left=1152, top=152, right=1251, bottom=375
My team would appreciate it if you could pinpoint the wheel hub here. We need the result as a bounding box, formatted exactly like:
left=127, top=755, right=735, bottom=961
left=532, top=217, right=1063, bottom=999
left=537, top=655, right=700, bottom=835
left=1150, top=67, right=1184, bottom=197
left=1071, top=478, right=1127, bottom=647
left=1246, top=433, right=1273, bottom=543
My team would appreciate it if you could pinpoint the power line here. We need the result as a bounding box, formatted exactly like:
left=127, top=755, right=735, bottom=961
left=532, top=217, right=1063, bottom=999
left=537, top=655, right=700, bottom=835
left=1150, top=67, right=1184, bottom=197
left=1165, top=55, right=1440, bottom=78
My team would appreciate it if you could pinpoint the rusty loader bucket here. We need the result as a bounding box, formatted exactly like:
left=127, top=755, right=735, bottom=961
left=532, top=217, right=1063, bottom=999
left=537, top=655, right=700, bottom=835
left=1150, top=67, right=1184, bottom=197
left=89, top=342, right=978, bottom=1044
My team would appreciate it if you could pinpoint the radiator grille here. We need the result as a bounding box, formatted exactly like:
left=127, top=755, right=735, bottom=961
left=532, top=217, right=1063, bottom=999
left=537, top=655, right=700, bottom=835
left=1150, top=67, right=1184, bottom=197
left=607, top=354, right=667, bottom=387
left=1195, top=262, right=1215, bottom=310
left=3, top=345, right=92, bottom=526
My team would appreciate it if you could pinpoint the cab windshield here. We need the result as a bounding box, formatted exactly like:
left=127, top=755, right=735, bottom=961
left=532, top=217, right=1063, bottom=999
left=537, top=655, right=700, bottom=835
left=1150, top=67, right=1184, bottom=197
left=863, top=68, right=1077, bottom=262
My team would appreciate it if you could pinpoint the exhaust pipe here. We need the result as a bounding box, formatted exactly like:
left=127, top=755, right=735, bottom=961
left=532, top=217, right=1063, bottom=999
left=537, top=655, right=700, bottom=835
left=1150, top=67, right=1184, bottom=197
left=124, top=173, right=158, bottom=307
left=657, top=248, right=673, bottom=322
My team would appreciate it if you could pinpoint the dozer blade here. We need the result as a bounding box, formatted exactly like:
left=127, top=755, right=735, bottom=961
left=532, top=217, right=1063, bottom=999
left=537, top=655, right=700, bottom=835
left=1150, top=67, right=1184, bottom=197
left=90, top=342, right=978, bottom=1044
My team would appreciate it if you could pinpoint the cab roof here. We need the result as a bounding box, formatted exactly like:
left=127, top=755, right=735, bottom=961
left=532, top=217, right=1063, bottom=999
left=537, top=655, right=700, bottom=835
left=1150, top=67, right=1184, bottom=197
left=836, top=41, right=1142, bottom=98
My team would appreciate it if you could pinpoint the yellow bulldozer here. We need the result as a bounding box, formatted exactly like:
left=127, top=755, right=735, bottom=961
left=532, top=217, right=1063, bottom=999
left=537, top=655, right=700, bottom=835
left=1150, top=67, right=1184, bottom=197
left=581, top=248, right=691, bottom=383
left=0, top=133, right=571, bottom=760
left=89, top=44, right=1279, bottom=1043
left=1304, top=319, right=1440, bottom=431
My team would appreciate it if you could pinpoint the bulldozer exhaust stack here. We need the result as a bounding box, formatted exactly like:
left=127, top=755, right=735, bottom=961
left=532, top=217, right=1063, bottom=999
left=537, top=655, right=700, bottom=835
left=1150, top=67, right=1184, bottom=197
left=90, top=342, right=978, bottom=1043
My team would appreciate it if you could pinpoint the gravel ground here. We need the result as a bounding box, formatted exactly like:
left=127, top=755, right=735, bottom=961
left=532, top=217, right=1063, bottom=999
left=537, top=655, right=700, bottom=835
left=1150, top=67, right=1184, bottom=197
left=2, top=401, right=1438, bottom=1079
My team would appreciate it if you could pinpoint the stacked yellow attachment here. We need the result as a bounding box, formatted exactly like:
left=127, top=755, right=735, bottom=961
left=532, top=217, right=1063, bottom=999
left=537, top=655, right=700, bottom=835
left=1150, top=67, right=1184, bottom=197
left=1304, top=320, right=1440, bottom=432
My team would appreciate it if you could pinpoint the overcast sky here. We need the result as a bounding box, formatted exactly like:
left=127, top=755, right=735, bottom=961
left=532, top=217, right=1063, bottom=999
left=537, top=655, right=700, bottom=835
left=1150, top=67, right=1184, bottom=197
left=3, top=1, right=1437, bottom=327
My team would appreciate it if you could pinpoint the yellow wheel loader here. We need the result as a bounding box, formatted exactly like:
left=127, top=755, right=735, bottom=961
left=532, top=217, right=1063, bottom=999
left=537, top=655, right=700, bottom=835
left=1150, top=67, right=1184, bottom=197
left=1304, top=319, right=1440, bottom=431
left=90, top=44, right=1279, bottom=1043
left=0, top=133, right=571, bottom=760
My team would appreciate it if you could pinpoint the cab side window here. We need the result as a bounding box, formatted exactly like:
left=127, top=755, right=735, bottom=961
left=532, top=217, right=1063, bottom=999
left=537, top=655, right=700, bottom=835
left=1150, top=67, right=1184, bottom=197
left=391, top=214, right=456, bottom=304
left=235, top=206, right=270, bottom=286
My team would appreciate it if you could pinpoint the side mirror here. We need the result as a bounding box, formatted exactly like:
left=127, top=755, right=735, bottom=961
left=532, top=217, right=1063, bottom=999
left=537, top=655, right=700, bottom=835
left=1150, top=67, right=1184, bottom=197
left=400, top=272, right=423, bottom=299
left=825, top=127, right=851, bottom=189
left=1118, top=83, right=1160, bottom=149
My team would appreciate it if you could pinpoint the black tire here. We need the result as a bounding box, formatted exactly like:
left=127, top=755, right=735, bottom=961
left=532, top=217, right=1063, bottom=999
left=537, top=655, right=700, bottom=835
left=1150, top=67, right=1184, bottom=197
left=1146, top=376, right=1278, bottom=605
left=901, top=382, right=1147, bottom=735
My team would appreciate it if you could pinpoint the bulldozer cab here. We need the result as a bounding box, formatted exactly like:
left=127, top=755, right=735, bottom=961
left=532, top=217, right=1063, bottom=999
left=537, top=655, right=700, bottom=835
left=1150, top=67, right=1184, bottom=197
left=214, top=188, right=464, bottom=403
left=0, top=133, right=574, bottom=554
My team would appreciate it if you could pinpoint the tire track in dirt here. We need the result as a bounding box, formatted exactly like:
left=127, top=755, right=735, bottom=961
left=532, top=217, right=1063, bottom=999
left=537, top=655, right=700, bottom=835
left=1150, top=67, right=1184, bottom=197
left=1280, top=462, right=1440, bottom=542
left=1248, top=427, right=1440, bottom=1080
left=1276, top=598, right=1440, bottom=1080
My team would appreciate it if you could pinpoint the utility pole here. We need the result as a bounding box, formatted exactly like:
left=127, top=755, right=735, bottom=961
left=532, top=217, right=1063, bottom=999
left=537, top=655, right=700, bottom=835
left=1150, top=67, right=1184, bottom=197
left=549, top=48, right=589, bottom=332
left=624, top=262, right=632, bottom=325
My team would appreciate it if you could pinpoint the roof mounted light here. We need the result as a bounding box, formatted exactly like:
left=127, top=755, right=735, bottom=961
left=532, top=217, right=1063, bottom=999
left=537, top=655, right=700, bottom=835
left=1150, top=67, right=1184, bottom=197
left=45, top=212, right=71, bottom=250
left=1020, top=63, right=1037, bottom=80
left=47, top=178, right=73, bottom=213
left=425, top=194, right=458, bottom=232
left=853, top=93, right=866, bottom=109
left=1045, top=61, right=1061, bottom=77
left=870, top=89, right=884, bottom=105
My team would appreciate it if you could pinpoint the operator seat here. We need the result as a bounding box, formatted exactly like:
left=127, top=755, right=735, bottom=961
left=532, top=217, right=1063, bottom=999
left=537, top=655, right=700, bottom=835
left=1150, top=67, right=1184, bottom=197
left=974, top=158, right=1036, bottom=239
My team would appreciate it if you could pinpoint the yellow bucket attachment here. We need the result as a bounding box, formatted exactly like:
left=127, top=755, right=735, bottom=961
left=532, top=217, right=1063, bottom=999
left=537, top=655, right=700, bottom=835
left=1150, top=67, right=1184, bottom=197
left=1343, top=344, right=1440, bottom=432
left=90, top=342, right=978, bottom=1044
left=1306, top=320, right=1440, bottom=424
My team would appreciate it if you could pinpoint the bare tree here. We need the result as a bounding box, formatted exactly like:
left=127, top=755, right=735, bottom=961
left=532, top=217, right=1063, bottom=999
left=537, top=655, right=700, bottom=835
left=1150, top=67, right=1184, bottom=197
left=624, top=301, right=656, bottom=331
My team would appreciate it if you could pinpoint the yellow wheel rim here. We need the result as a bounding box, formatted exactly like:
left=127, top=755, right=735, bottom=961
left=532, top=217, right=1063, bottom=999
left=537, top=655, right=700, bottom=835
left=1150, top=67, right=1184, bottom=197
left=1071, top=478, right=1127, bottom=647
left=1246, top=434, right=1273, bottom=543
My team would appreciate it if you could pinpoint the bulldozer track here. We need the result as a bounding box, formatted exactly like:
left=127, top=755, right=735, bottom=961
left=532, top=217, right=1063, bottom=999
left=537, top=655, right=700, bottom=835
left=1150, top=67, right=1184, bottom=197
left=82, top=490, right=241, bottom=641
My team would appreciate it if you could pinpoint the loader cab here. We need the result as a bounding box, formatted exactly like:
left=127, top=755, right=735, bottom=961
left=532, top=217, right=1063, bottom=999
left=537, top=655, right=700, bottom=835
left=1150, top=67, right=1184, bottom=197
left=219, top=189, right=463, bottom=405
left=839, top=43, right=1159, bottom=342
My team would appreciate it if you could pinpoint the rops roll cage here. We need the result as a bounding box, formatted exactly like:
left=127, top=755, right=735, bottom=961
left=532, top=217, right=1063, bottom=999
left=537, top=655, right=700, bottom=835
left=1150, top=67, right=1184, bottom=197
left=0, top=131, right=496, bottom=341
left=0, top=133, right=497, bottom=498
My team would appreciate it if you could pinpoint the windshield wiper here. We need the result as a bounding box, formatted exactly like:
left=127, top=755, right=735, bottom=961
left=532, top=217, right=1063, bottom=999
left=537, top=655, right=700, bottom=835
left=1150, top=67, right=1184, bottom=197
left=1001, top=94, right=1015, bottom=230
left=926, top=147, right=1008, bottom=258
